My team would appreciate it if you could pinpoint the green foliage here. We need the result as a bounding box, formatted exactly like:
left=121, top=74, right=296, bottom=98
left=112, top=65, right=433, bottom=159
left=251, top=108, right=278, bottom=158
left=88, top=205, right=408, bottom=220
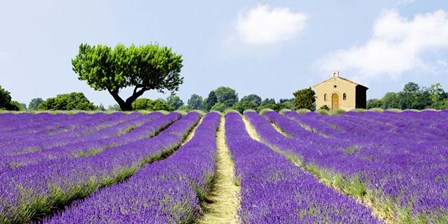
left=210, top=102, right=227, bottom=112
left=177, top=105, right=191, bottom=112
left=260, top=98, right=276, bottom=106
left=233, top=93, right=261, bottom=113
left=367, top=99, right=383, bottom=109
left=29, top=98, right=44, bottom=110
left=107, top=104, right=121, bottom=111
left=203, top=91, right=217, bottom=111
left=370, top=82, right=448, bottom=110
left=131, top=98, right=173, bottom=111
left=241, top=94, right=261, bottom=106
left=37, top=92, right=96, bottom=111
left=382, top=92, right=400, bottom=109
left=187, top=94, right=203, bottom=110
left=72, top=43, right=183, bottom=111
left=233, top=101, right=258, bottom=113
left=257, top=103, right=292, bottom=112
left=0, top=85, right=21, bottom=111
left=11, top=101, right=26, bottom=111
left=214, top=86, right=238, bottom=108
left=344, top=146, right=363, bottom=154
left=166, top=94, right=184, bottom=110
left=293, top=87, right=315, bottom=110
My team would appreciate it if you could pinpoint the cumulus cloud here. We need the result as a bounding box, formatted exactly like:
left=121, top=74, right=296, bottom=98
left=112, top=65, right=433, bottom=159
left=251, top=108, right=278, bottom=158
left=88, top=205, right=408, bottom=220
left=236, top=4, right=307, bottom=46
left=317, top=9, right=448, bottom=80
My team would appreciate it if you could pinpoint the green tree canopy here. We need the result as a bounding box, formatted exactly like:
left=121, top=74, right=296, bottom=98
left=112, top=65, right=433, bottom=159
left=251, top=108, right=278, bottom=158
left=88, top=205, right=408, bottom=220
left=72, top=44, right=183, bottom=111
left=187, top=94, right=203, bottom=110
left=203, top=91, right=218, bottom=111
left=37, top=92, right=96, bottom=111
left=260, top=98, right=276, bottom=106
left=166, top=94, right=183, bottom=110
left=0, top=85, right=21, bottom=111
left=210, top=102, right=227, bottom=112
left=214, top=86, right=238, bottom=108
left=293, top=87, right=315, bottom=110
left=240, top=94, right=262, bottom=106
left=29, top=98, right=44, bottom=110
left=131, top=98, right=173, bottom=111
left=367, top=99, right=383, bottom=109
left=233, top=94, right=262, bottom=113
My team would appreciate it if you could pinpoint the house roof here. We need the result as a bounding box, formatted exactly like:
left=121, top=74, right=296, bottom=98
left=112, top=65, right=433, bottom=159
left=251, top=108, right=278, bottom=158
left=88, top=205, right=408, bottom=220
left=314, top=75, right=368, bottom=89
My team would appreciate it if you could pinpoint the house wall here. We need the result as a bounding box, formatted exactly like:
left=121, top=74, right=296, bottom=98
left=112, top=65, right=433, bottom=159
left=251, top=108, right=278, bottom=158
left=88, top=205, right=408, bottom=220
left=355, top=86, right=367, bottom=109
left=315, top=77, right=357, bottom=111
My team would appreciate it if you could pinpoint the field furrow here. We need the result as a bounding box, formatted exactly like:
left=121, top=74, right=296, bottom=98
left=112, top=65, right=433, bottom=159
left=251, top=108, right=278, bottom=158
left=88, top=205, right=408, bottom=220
left=227, top=112, right=380, bottom=223
left=44, top=112, right=219, bottom=223
left=0, top=112, right=200, bottom=223
left=253, top=110, right=448, bottom=223
left=199, top=115, right=241, bottom=224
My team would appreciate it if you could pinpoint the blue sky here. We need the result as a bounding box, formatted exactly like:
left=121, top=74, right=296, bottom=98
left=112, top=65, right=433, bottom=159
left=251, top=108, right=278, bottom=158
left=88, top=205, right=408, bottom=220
left=1, top=0, right=447, bottom=106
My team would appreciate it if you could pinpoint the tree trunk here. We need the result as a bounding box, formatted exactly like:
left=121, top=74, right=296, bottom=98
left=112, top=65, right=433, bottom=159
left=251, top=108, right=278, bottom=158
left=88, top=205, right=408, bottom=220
left=119, top=102, right=133, bottom=111
left=107, top=87, right=147, bottom=111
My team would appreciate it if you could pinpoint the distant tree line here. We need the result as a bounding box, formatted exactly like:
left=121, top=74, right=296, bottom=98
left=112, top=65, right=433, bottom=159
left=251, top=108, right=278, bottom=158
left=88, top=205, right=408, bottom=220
left=367, top=82, right=448, bottom=110
left=0, top=85, right=25, bottom=111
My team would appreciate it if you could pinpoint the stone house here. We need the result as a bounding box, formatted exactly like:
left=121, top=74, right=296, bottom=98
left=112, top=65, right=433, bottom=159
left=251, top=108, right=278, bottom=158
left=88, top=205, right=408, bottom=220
left=314, top=71, right=368, bottom=110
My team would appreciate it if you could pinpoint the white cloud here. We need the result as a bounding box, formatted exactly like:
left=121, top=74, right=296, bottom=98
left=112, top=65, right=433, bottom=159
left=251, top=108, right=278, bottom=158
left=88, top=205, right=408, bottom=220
left=317, top=9, right=448, bottom=80
left=236, top=4, right=307, bottom=46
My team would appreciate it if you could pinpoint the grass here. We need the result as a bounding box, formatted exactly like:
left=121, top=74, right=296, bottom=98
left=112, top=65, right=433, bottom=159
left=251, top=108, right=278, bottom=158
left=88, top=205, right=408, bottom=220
left=198, top=116, right=241, bottom=224
left=344, top=145, right=363, bottom=154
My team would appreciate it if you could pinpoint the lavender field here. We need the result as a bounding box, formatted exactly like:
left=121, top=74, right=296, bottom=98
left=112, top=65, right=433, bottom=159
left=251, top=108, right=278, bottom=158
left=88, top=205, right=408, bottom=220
left=0, top=110, right=447, bottom=223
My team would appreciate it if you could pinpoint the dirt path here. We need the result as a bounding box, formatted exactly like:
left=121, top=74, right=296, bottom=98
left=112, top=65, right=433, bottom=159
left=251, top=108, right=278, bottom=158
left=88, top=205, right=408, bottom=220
left=198, top=116, right=240, bottom=224
left=242, top=116, right=261, bottom=142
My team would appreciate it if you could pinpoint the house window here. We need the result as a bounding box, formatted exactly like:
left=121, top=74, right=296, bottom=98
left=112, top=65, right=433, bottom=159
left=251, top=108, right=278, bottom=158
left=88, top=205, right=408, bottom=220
left=343, top=93, right=347, bottom=100
left=324, top=94, right=327, bottom=101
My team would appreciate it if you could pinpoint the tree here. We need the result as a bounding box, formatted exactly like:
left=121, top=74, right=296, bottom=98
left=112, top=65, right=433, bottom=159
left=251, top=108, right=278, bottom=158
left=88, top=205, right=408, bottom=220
left=233, top=94, right=262, bottom=113
left=214, top=86, right=238, bottom=108
left=132, top=98, right=153, bottom=110
left=166, top=94, right=183, bottom=110
left=260, top=98, right=276, bottom=106
left=399, top=82, right=420, bottom=109
left=37, top=92, right=96, bottom=110
left=427, top=83, right=448, bottom=109
left=233, top=101, right=258, bottom=113
left=72, top=44, right=183, bottom=111
left=108, top=104, right=121, bottom=111
left=150, top=99, right=173, bottom=111
left=240, top=94, right=262, bottom=106
left=131, top=98, right=173, bottom=111
left=382, top=92, right=400, bottom=109
left=29, top=98, right=44, bottom=110
left=0, top=85, right=20, bottom=111
left=187, top=94, right=203, bottom=110
left=210, top=102, right=227, bottom=112
left=367, top=99, right=383, bottom=109
left=203, top=91, right=218, bottom=111
left=293, top=87, right=315, bottom=110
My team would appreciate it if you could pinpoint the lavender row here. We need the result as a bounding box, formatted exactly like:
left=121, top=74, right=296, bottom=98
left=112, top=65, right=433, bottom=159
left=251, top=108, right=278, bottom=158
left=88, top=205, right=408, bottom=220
left=226, top=112, right=380, bottom=223
left=0, top=112, right=178, bottom=173
left=0, top=112, right=201, bottom=223
left=0, top=112, right=117, bottom=141
left=46, top=112, right=220, bottom=223
left=255, top=111, right=448, bottom=222
left=0, top=113, right=148, bottom=156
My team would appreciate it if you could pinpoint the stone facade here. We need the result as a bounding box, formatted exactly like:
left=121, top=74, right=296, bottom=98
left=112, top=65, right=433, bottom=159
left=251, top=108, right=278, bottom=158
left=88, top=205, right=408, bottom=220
left=314, top=71, right=368, bottom=111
